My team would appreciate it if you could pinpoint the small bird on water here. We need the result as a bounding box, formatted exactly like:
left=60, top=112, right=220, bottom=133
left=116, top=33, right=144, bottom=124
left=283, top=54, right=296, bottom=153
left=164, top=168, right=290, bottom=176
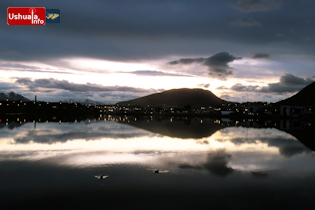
left=94, top=175, right=109, bottom=179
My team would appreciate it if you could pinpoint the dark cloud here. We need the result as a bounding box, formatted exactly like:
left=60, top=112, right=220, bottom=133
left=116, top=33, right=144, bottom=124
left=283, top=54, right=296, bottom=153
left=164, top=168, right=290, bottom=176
left=252, top=52, right=270, bottom=59
left=259, top=83, right=306, bottom=93
left=11, top=78, right=161, bottom=103
left=168, top=58, right=206, bottom=65
left=15, top=78, right=152, bottom=93
left=0, top=82, right=22, bottom=92
left=168, top=52, right=241, bottom=80
left=230, top=17, right=261, bottom=27
left=216, top=86, right=228, bottom=90
left=230, top=73, right=314, bottom=94
left=0, top=62, right=73, bottom=75
left=279, top=73, right=314, bottom=86
left=197, top=83, right=210, bottom=88
left=232, top=0, right=280, bottom=12
left=220, top=94, right=238, bottom=101
left=0, top=0, right=314, bottom=67
left=231, top=84, right=260, bottom=92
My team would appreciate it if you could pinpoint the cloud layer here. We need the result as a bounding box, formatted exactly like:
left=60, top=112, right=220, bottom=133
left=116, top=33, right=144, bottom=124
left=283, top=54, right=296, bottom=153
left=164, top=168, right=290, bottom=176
left=226, top=73, right=314, bottom=94
left=15, top=78, right=149, bottom=93
left=8, top=78, right=160, bottom=103
left=251, top=52, right=270, bottom=59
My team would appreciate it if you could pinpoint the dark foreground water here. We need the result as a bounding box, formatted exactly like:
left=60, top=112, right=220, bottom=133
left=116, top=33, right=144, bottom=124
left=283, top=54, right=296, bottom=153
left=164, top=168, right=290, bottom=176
left=1, top=117, right=315, bottom=209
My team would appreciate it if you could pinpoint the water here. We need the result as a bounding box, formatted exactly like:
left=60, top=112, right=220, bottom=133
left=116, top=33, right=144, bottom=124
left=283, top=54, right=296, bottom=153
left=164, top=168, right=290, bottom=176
left=1, top=117, right=315, bottom=209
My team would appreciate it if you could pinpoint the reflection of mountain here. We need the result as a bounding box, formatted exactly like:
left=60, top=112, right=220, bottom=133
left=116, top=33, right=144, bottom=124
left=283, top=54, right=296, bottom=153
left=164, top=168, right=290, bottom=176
left=0, top=122, right=24, bottom=130
left=117, top=88, right=226, bottom=107
left=280, top=127, right=315, bottom=152
left=119, top=118, right=224, bottom=139
left=120, top=118, right=315, bottom=156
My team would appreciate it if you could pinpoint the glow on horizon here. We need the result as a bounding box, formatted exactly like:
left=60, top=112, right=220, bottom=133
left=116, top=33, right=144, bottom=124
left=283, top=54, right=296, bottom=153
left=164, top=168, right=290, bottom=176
left=0, top=57, right=286, bottom=103
left=0, top=58, right=241, bottom=94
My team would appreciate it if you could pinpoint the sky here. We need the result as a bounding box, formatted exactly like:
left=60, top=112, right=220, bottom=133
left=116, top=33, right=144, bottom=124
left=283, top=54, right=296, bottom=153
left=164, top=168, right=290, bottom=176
left=1, top=0, right=315, bottom=103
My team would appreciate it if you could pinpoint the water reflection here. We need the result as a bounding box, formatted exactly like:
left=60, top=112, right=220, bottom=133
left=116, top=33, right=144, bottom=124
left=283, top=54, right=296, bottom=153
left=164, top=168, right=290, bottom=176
left=1, top=117, right=315, bottom=209
left=0, top=117, right=314, bottom=171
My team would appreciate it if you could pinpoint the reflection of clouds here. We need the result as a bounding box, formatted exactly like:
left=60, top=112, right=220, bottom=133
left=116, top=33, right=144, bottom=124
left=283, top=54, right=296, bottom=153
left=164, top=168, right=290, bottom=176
left=203, top=149, right=234, bottom=177
left=216, top=127, right=312, bottom=158
left=251, top=171, right=269, bottom=178
left=220, top=136, right=312, bottom=157
left=169, top=149, right=235, bottom=177
left=14, top=129, right=150, bottom=144
left=0, top=121, right=155, bottom=144
left=178, top=150, right=235, bottom=177
left=1, top=122, right=315, bottom=179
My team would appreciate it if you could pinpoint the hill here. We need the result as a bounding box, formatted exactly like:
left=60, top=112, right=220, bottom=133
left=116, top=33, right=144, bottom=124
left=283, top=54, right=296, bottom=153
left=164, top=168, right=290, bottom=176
left=117, top=88, right=226, bottom=107
left=276, top=82, right=315, bottom=106
left=62, top=99, right=105, bottom=105
left=0, top=92, right=30, bottom=102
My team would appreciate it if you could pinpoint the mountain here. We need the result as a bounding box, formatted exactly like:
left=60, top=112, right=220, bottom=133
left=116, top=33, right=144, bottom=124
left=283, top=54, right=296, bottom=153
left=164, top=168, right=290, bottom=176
left=117, top=88, right=226, bottom=107
left=62, top=99, right=105, bottom=105
left=0, top=92, right=31, bottom=102
left=276, top=82, right=315, bottom=106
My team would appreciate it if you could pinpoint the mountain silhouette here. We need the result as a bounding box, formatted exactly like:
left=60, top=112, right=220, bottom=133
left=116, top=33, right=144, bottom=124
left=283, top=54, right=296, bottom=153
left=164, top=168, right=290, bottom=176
left=0, top=92, right=30, bottom=102
left=117, top=88, right=226, bottom=107
left=62, top=99, right=105, bottom=105
left=277, top=82, right=315, bottom=106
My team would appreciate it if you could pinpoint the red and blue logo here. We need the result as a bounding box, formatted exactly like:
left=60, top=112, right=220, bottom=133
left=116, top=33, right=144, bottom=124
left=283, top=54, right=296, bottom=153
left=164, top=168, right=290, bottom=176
left=7, top=7, right=60, bottom=25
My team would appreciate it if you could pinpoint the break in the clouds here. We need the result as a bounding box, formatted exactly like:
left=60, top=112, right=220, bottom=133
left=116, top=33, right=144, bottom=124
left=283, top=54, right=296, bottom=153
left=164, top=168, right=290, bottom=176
left=228, top=73, right=314, bottom=94
left=169, top=52, right=241, bottom=80
left=229, top=17, right=261, bottom=27
left=251, top=52, right=270, bottom=59
left=232, top=0, right=280, bottom=12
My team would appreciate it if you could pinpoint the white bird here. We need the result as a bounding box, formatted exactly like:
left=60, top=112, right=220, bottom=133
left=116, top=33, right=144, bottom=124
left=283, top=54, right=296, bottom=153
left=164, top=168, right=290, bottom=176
left=94, top=175, right=109, bottom=180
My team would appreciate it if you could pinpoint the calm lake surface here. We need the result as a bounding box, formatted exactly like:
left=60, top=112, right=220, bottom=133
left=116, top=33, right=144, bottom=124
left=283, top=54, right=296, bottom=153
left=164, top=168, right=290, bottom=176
left=1, top=116, right=315, bottom=209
